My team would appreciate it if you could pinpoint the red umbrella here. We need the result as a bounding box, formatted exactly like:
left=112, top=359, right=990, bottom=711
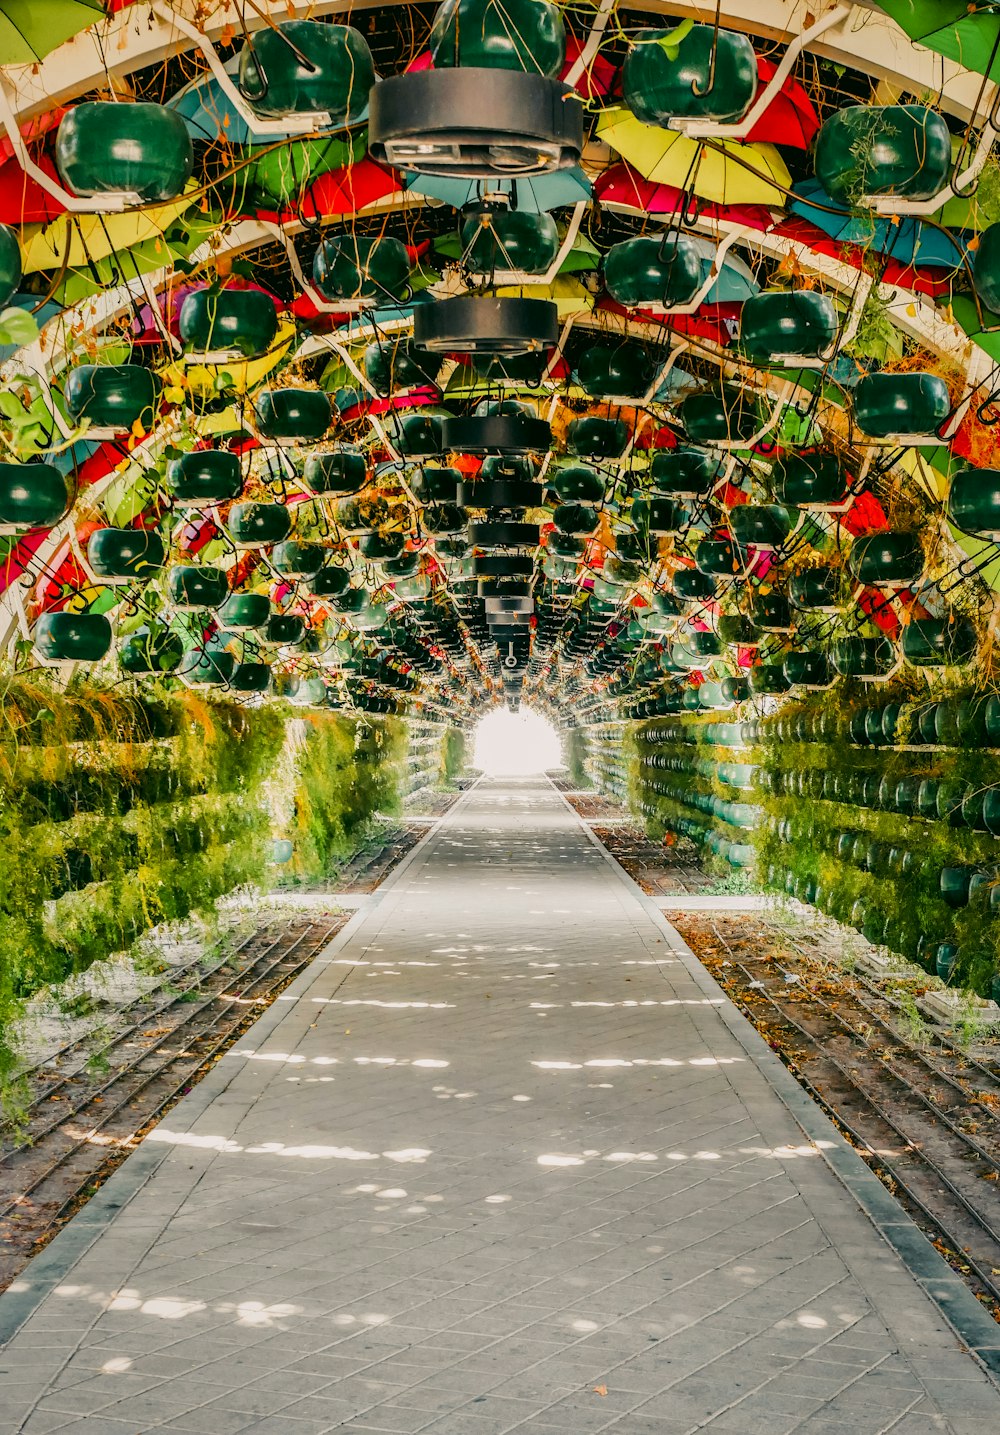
left=744, top=57, right=820, bottom=148
left=0, top=149, right=66, bottom=224
left=593, top=164, right=775, bottom=231
left=406, top=41, right=614, bottom=98
left=257, top=157, right=402, bottom=226
left=772, top=216, right=953, bottom=298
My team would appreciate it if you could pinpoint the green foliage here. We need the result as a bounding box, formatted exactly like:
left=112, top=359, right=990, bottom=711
left=564, top=727, right=591, bottom=789
left=0, top=681, right=407, bottom=1080
left=285, top=714, right=405, bottom=881
left=441, top=727, right=466, bottom=786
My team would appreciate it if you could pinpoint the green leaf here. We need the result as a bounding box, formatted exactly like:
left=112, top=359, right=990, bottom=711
left=0, top=307, right=40, bottom=348
left=648, top=18, right=694, bottom=61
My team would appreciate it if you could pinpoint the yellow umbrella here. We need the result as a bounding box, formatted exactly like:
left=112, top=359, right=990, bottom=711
left=495, top=275, right=594, bottom=318
left=597, top=108, right=791, bottom=208
left=20, top=185, right=199, bottom=274
left=161, top=321, right=297, bottom=400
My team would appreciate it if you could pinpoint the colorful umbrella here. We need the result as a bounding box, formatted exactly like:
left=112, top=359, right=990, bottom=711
left=951, top=293, right=1000, bottom=364
left=876, top=0, right=1000, bottom=85
left=0, top=149, right=67, bottom=224
left=596, top=109, right=791, bottom=208
left=257, top=156, right=401, bottom=225
left=772, top=215, right=955, bottom=299
left=593, top=164, right=775, bottom=231
left=743, top=56, right=820, bottom=149
left=168, top=56, right=368, bottom=147
left=0, top=0, right=103, bottom=65
left=686, top=235, right=760, bottom=306
left=19, top=184, right=199, bottom=273
left=789, top=179, right=970, bottom=270
left=404, top=167, right=591, bottom=213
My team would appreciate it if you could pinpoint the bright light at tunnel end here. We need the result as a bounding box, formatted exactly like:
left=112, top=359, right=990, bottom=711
left=473, top=707, right=562, bottom=777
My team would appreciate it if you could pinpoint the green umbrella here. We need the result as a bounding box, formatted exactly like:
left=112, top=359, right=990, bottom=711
left=877, top=1, right=1000, bottom=85
left=951, top=293, right=1000, bottom=362
left=0, top=0, right=104, bottom=66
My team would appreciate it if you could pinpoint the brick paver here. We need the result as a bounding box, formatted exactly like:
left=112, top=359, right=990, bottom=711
left=0, top=777, right=997, bottom=1433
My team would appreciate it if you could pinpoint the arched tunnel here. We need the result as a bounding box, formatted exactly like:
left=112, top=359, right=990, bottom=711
left=0, top=2, right=999, bottom=1430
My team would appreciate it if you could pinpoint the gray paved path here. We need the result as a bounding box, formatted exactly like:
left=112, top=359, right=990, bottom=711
left=1, top=777, right=998, bottom=1434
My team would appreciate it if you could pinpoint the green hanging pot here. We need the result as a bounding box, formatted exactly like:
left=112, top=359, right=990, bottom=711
left=772, top=451, right=846, bottom=509
left=671, top=630, right=722, bottom=669
left=783, top=650, right=832, bottom=688
left=230, top=661, right=272, bottom=693
left=940, top=867, right=975, bottom=909
left=680, top=387, right=759, bottom=443
left=228, top=502, right=292, bottom=547
left=64, top=364, right=160, bottom=433
left=166, top=450, right=242, bottom=506
left=219, top=592, right=270, bottom=630
left=576, top=342, right=655, bottom=400
left=751, top=591, right=792, bottom=631
left=182, top=648, right=236, bottom=686
left=729, top=504, right=793, bottom=550
left=603, top=234, right=702, bottom=309
left=623, top=24, right=757, bottom=125
left=167, top=564, right=229, bottom=610
left=359, top=530, right=407, bottom=560
left=303, top=447, right=368, bottom=493
left=789, top=566, right=841, bottom=610
left=847, top=532, right=923, bottom=587
left=393, top=410, right=451, bottom=458
left=831, top=635, right=893, bottom=677
left=739, top=291, right=838, bottom=361
left=56, top=102, right=193, bottom=202
left=0, top=224, right=22, bottom=308
left=551, top=463, right=603, bottom=503
left=716, top=613, right=756, bottom=645
left=902, top=616, right=977, bottom=667
left=239, top=21, right=375, bottom=123
left=306, top=563, right=352, bottom=599
left=270, top=541, right=326, bottom=578
left=313, top=233, right=411, bottom=302
left=853, top=371, right=950, bottom=439
left=552, top=502, right=598, bottom=536
left=973, top=222, right=1000, bottom=312
left=748, top=663, right=790, bottom=695
left=673, top=567, right=717, bottom=601
left=814, top=104, right=951, bottom=203
left=422, top=504, right=467, bottom=534
left=632, top=496, right=683, bottom=535
left=695, top=537, right=738, bottom=575
left=365, top=339, right=443, bottom=394
left=288, top=675, right=328, bottom=706
left=417, top=465, right=463, bottom=503
left=566, top=416, right=628, bottom=457
left=119, top=626, right=184, bottom=674
left=35, top=611, right=112, bottom=663
left=179, top=288, right=278, bottom=360
left=648, top=446, right=717, bottom=498
left=0, top=461, right=72, bottom=531
left=430, top=0, right=566, bottom=76
left=461, top=207, right=559, bottom=275
left=946, top=467, right=1000, bottom=538
left=254, top=388, right=332, bottom=442
left=266, top=614, right=307, bottom=645
left=88, top=527, right=165, bottom=584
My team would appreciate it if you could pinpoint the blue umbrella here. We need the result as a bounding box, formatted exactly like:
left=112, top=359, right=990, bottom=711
left=789, top=179, right=969, bottom=270
left=167, top=57, right=368, bottom=147
left=404, top=168, right=591, bottom=213
left=687, top=236, right=759, bottom=306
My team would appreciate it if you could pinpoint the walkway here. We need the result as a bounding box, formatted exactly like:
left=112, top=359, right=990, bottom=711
left=1, top=778, right=997, bottom=1435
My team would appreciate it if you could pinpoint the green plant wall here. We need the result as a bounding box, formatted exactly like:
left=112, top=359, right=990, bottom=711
left=0, top=681, right=423, bottom=1076
left=586, top=686, right=1000, bottom=1003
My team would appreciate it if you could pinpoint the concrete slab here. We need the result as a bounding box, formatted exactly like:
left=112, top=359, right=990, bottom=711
left=0, top=777, right=996, bottom=1434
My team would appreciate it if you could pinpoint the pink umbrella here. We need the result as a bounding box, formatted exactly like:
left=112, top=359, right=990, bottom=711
left=593, top=164, right=776, bottom=230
